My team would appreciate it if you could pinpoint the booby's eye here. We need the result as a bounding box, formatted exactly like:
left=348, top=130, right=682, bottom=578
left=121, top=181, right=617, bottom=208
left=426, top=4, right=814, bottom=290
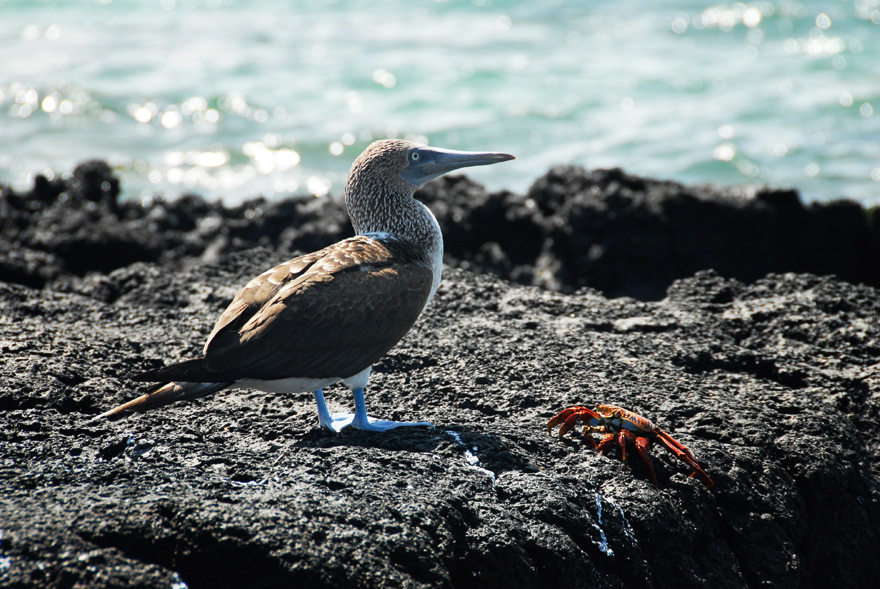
left=410, top=151, right=420, bottom=162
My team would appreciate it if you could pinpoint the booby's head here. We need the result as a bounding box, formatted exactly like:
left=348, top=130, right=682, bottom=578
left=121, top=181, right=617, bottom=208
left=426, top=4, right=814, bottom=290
left=345, top=139, right=514, bottom=238
left=399, top=142, right=515, bottom=188
left=346, top=139, right=514, bottom=197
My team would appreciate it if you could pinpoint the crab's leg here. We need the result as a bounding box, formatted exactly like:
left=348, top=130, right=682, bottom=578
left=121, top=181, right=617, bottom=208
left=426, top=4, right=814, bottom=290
left=655, top=429, right=714, bottom=489
left=617, top=429, right=639, bottom=463
left=582, top=434, right=599, bottom=450
left=633, top=435, right=659, bottom=488
left=547, top=406, right=581, bottom=434
left=547, top=406, right=602, bottom=437
left=563, top=411, right=586, bottom=436
left=594, top=433, right=616, bottom=455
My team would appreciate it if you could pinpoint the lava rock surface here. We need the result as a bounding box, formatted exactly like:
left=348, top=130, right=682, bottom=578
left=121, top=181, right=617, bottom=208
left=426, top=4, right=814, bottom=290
left=3, top=161, right=879, bottom=300
left=1, top=163, right=879, bottom=588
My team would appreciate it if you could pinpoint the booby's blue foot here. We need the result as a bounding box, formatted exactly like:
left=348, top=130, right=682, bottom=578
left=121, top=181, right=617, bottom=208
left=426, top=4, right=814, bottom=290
left=314, top=389, right=355, bottom=433
left=351, top=417, right=435, bottom=432
left=313, top=388, right=432, bottom=432
left=349, top=388, right=433, bottom=432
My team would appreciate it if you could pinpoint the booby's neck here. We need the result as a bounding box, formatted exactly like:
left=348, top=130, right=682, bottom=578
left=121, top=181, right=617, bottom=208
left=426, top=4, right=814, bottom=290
left=343, top=138, right=513, bottom=302
left=346, top=183, right=441, bottom=250
left=344, top=160, right=444, bottom=300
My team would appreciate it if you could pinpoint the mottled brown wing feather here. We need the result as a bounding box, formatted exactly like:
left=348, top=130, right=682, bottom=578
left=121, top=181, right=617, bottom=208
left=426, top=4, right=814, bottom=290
left=202, top=249, right=326, bottom=353
left=202, top=236, right=433, bottom=380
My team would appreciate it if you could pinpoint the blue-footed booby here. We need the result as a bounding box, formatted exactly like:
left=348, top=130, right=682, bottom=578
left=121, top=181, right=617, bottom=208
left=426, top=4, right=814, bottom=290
left=95, top=139, right=514, bottom=432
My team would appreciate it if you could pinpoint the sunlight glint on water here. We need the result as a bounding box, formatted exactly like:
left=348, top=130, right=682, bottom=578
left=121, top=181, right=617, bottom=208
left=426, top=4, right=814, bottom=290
left=0, top=0, right=877, bottom=205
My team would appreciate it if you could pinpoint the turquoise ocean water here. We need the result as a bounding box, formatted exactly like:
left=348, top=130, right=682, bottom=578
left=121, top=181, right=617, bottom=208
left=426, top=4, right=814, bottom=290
left=1, top=0, right=878, bottom=206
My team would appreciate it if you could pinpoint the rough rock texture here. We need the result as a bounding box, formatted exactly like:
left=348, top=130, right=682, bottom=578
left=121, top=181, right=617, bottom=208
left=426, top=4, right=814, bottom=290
left=2, top=162, right=878, bottom=299
left=421, top=168, right=880, bottom=299
left=1, top=163, right=879, bottom=588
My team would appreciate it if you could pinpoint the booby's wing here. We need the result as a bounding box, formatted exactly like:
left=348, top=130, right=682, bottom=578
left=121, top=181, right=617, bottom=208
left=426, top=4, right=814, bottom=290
left=130, top=248, right=331, bottom=384
left=137, top=235, right=433, bottom=383
left=202, top=248, right=329, bottom=351
left=204, top=235, right=433, bottom=380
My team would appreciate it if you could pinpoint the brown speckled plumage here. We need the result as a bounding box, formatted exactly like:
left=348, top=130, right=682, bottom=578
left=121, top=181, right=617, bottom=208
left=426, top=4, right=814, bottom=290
left=345, top=140, right=443, bottom=256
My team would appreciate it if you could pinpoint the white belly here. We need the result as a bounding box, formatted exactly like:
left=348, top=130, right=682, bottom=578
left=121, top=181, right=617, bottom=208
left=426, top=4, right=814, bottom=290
left=237, top=376, right=340, bottom=394
left=236, top=366, right=372, bottom=394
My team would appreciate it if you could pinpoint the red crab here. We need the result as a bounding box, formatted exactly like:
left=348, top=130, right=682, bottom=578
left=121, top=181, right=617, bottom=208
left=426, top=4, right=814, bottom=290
left=547, top=404, right=714, bottom=489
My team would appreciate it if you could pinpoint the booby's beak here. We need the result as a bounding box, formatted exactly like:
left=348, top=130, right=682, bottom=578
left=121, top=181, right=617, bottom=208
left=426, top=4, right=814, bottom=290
left=400, top=146, right=515, bottom=187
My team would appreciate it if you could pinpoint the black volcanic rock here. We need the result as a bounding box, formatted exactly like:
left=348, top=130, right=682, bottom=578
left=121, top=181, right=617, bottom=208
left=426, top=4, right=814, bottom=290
left=0, top=168, right=351, bottom=291
left=1, top=262, right=879, bottom=588
left=1, top=161, right=880, bottom=587
left=3, top=162, right=879, bottom=299
left=420, top=166, right=880, bottom=299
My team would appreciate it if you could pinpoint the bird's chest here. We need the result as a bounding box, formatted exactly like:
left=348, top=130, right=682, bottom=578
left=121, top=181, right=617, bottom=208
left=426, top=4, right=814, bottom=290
left=424, top=207, right=444, bottom=303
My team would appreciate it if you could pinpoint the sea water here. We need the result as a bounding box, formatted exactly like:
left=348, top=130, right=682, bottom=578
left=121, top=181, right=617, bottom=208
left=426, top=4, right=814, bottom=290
left=1, top=0, right=878, bottom=206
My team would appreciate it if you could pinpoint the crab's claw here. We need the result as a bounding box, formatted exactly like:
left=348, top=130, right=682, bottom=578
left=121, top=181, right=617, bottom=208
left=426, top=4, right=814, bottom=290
left=655, top=429, right=714, bottom=489
left=547, top=406, right=602, bottom=438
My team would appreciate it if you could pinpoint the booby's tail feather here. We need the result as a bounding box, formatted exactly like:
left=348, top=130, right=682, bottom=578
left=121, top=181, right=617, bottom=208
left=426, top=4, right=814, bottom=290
left=92, top=381, right=232, bottom=420
left=130, top=359, right=226, bottom=383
